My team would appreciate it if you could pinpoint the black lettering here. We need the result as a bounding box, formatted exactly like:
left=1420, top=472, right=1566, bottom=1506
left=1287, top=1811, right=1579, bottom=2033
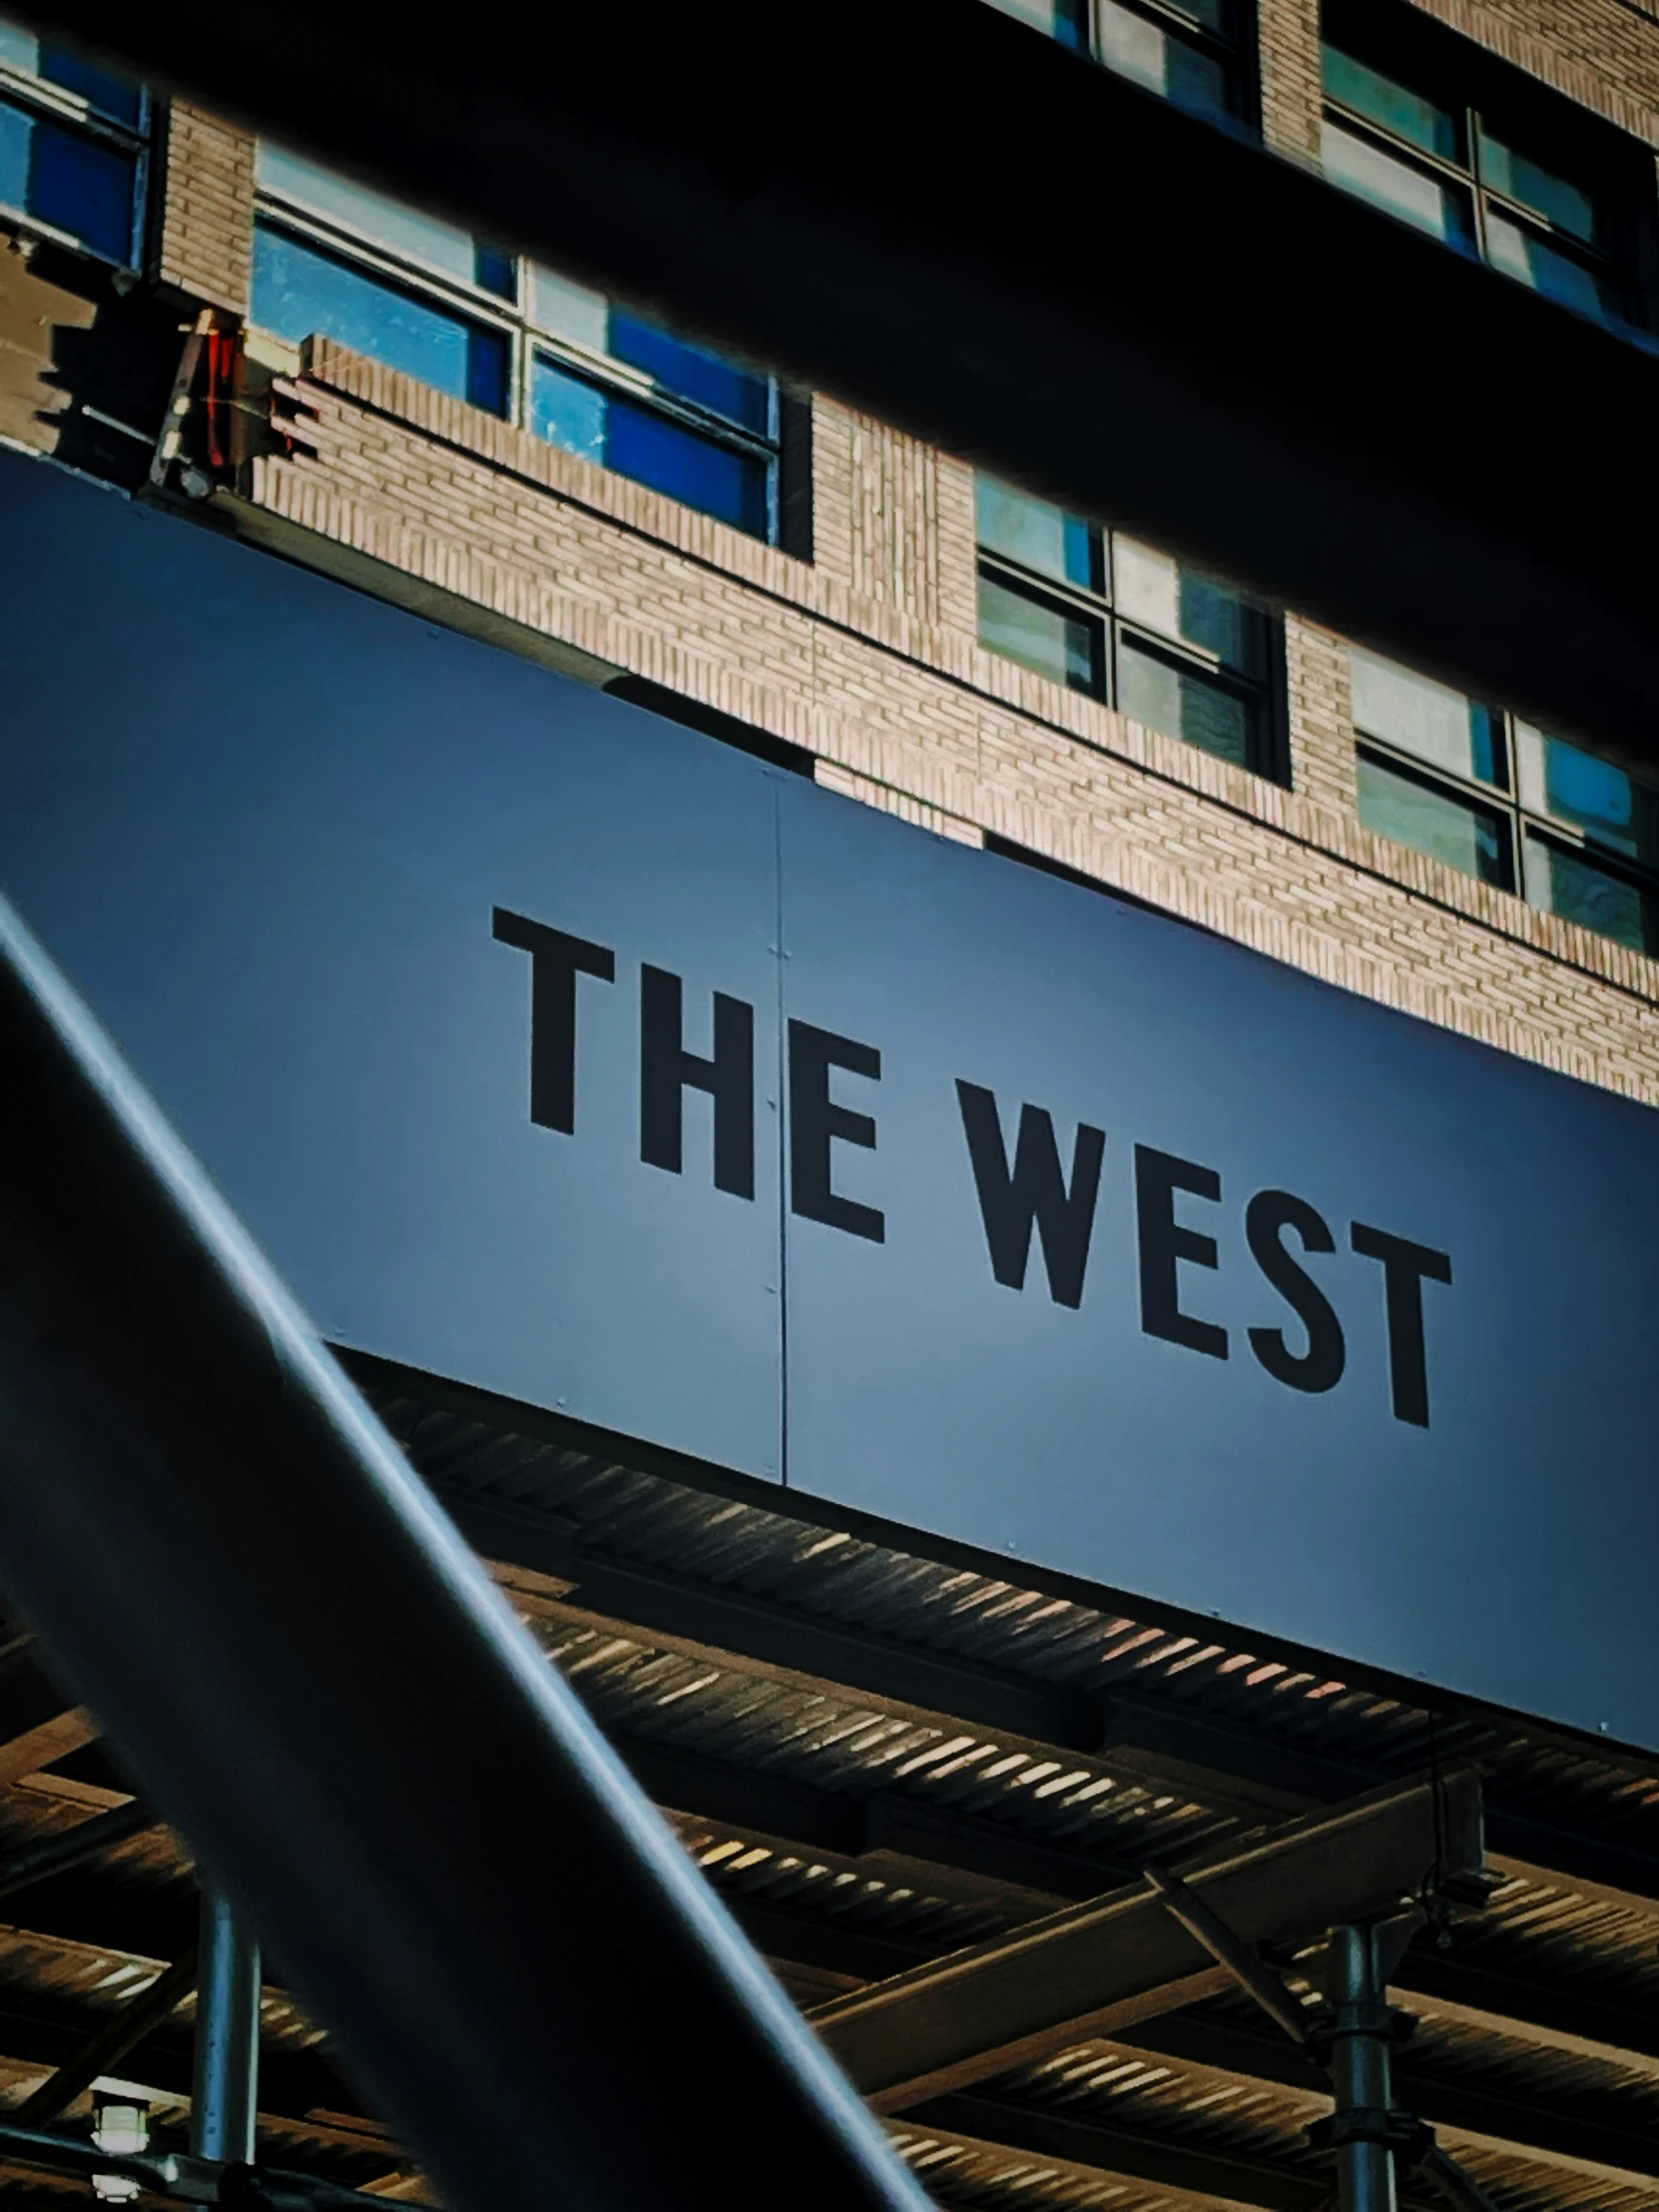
left=639, top=965, right=755, bottom=1199
left=491, top=907, right=615, bottom=1134
left=1246, top=1190, right=1345, bottom=1393
left=1135, top=1146, right=1227, bottom=1360
left=788, top=1021, right=883, bottom=1243
left=956, top=1082, right=1104, bottom=1310
left=1351, top=1221, right=1452, bottom=1427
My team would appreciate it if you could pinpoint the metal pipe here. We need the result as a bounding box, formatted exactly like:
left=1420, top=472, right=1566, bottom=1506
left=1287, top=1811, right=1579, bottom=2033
left=191, top=1888, right=261, bottom=2162
left=1326, top=1925, right=1397, bottom=2212
left=0, top=887, right=932, bottom=2212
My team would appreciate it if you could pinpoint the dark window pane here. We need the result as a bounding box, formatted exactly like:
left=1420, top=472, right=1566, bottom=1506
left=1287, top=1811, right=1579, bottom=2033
left=1099, top=1, right=1231, bottom=119
left=531, top=357, right=771, bottom=538
left=1322, top=46, right=1461, bottom=161
left=983, top=0, right=1088, bottom=50
left=1477, top=127, right=1600, bottom=248
left=252, top=224, right=508, bottom=413
left=1485, top=212, right=1623, bottom=326
left=1113, top=536, right=1263, bottom=673
left=473, top=247, right=516, bottom=300
left=1323, top=121, right=1476, bottom=248
left=0, top=18, right=142, bottom=123
left=978, top=572, right=1100, bottom=693
left=1118, top=637, right=1255, bottom=765
left=976, top=476, right=1096, bottom=588
left=0, top=97, right=135, bottom=260
left=609, top=312, right=771, bottom=432
left=1523, top=836, right=1657, bottom=952
left=41, top=46, right=140, bottom=124
left=1358, top=754, right=1509, bottom=884
left=1351, top=650, right=1500, bottom=783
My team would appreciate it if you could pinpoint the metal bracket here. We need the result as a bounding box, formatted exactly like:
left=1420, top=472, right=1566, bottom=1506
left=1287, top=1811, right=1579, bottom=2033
left=1146, top=1863, right=1331, bottom=2052
left=1308, top=2107, right=1432, bottom=2156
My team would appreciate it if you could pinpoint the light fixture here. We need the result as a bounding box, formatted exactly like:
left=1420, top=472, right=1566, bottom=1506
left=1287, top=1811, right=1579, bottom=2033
left=90, top=2092, right=148, bottom=2202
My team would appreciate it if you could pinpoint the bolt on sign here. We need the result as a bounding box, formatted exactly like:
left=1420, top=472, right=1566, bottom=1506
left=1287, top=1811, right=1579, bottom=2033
left=3, top=447, right=1657, bottom=1746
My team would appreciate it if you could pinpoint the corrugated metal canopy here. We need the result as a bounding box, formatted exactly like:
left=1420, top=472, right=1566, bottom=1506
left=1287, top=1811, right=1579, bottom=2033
left=0, top=1349, right=1654, bottom=2212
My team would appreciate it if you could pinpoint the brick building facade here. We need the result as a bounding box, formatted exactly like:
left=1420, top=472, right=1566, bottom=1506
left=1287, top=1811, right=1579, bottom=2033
left=3, top=0, right=1658, bottom=1115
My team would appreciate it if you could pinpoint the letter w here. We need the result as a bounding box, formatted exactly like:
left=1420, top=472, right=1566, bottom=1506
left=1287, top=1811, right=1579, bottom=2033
left=956, top=1082, right=1105, bottom=1310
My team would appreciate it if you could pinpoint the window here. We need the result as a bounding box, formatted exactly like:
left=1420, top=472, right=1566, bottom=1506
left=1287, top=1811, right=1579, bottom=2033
left=252, top=146, right=787, bottom=542
left=976, top=475, right=1278, bottom=775
left=0, top=14, right=146, bottom=265
left=1353, top=647, right=1659, bottom=952
left=983, top=0, right=1250, bottom=127
left=1321, top=0, right=1650, bottom=335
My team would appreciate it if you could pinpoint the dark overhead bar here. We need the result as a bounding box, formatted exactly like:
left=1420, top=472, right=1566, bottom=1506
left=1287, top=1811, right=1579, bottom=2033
left=27, top=0, right=1659, bottom=765
left=0, top=889, right=931, bottom=2212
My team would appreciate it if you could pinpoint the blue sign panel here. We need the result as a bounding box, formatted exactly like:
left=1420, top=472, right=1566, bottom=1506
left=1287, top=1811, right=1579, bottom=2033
left=3, top=448, right=1657, bottom=1743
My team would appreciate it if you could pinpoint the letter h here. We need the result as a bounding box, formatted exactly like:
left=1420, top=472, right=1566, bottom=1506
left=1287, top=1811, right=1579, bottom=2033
left=639, top=965, right=755, bottom=1199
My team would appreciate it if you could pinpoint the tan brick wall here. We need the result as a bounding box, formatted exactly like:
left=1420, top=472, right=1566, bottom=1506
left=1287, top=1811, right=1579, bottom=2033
left=132, top=0, right=1659, bottom=1116
left=1259, top=0, right=1325, bottom=161
left=154, top=102, right=256, bottom=311
left=219, top=339, right=1659, bottom=1106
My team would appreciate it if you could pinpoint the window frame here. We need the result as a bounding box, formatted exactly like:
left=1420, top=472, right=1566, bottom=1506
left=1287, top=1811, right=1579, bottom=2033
left=253, top=160, right=790, bottom=546
left=975, top=495, right=1287, bottom=783
left=994, top=0, right=1257, bottom=131
left=1320, top=0, right=1655, bottom=335
left=0, top=35, right=150, bottom=269
left=1354, top=683, right=1659, bottom=951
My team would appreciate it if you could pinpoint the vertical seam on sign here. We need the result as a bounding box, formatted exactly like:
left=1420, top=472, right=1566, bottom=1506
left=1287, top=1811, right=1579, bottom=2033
left=774, top=779, right=791, bottom=1487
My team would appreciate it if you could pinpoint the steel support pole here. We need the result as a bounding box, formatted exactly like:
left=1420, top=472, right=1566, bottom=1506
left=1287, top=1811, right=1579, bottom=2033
left=0, top=890, right=929, bottom=2212
left=1326, top=1925, right=1397, bottom=2212
left=191, top=1888, right=261, bottom=2163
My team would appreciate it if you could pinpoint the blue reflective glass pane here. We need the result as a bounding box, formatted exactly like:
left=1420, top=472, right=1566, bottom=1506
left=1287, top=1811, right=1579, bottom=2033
left=1358, top=755, right=1508, bottom=885
left=1117, top=638, right=1255, bottom=765
left=473, top=246, right=516, bottom=300
left=1485, top=212, right=1622, bottom=327
left=1478, top=128, right=1599, bottom=249
left=1524, top=836, right=1656, bottom=952
left=251, top=226, right=508, bottom=414
left=1099, top=0, right=1230, bottom=120
left=530, top=356, right=608, bottom=464
left=976, top=476, right=1096, bottom=588
left=1322, top=121, right=1476, bottom=249
left=608, top=311, right=771, bottom=432
left=39, top=43, right=141, bottom=124
left=1322, top=46, right=1459, bottom=161
left=606, top=399, right=770, bottom=536
left=0, top=98, right=134, bottom=260
left=532, top=359, right=771, bottom=537
left=978, top=573, right=1100, bottom=692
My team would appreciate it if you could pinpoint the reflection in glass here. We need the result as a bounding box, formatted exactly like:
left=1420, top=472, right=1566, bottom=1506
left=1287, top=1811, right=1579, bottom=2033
left=1523, top=836, right=1655, bottom=951
left=978, top=574, right=1100, bottom=693
left=1485, top=212, right=1621, bottom=325
left=1514, top=724, right=1659, bottom=864
left=0, top=95, right=135, bottom=260
left=1359, top=755, right=1508, bottom=884
left=257, top=145, right=513, bottom=297
left=531, top=358, right=771, bottom=538
left=1477, top=128, right=1599, bottom=246
left=1322, top=46, right=1459, bottom=160
left=1099, top=1, right=1230, bottom=119
left=252, top=224, right=509, bottom=413
left=1351, top=650, right=1499, bottom=783
left=0, top=15, right=141, bottom=123
left=976, top=478, right=1095, bottom=588
left=1114, top=537, right=1260, bottom=672
left=1119, top=639, right=1253, bottom=765
left=529, top=265, right=609, bottom=351
left=609, top=313, right=771, bottom=431
left=1322, top=120, right=1475, bottom=247
left=982, top=0, right=1088, bottom=48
